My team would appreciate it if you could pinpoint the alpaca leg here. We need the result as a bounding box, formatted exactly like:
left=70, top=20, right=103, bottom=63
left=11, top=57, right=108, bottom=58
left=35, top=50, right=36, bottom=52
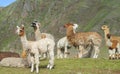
left=117, top=44, right=120, bottom=59
left=30, top=56, right=35, bottom=72
left=47, top=51, right=54, bottom=69
left=43, top=53, right=47, bottom=58
left=64, top=46, right=68, bottom=58
left=111, top=49, right=116, bottom=59
left=27, top=54, right=32, bottom=67
left=109, top=49, right=113, bottom=59
left=60, top=52, right=64, bottom=59
left=57, top=48, right=62, bottom=59
left=118, top=49, right=120, bottom=59
left=35, top=54, right=40, bottom=73
left=78, top=45, right=84, bottom=58
left=93, top=46, right=100, bottom=58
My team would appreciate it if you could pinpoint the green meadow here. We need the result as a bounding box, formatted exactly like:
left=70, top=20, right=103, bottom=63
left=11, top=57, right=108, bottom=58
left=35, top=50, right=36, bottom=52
left=0, top=58, right=120, bottom=74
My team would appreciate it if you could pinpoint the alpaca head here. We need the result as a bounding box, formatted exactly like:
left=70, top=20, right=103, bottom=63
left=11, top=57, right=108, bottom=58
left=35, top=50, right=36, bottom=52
left=64, top=23, right=73, bottom=28
left=64, top=23, right=78, bottom=33
left=101, top=25, right=109, bottom=31
left=31, top=21, right=41, bottom=31
left=16, top=25, right=25, bottom=36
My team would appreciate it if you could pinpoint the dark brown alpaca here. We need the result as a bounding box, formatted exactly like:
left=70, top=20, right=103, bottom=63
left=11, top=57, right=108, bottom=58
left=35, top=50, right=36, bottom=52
left=64, top=23, right=102, bottom=58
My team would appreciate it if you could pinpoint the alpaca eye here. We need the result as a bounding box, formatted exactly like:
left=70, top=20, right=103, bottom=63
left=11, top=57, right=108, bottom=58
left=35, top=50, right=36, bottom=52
left=32, top=22, right=36, bottom=25
left=20, top=30, right=23, bottom=32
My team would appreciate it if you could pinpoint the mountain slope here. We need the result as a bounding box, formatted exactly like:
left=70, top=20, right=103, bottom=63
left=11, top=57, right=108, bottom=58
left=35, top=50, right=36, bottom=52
left=0, top=0, right=120, bottom=56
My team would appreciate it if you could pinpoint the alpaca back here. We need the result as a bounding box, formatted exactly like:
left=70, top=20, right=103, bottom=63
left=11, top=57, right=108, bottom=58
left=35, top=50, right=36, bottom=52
left=86, top=32, right=102, bottom=46
left=111, top=36, right=120, bottom=43
left=69, top=32, right=102, bottom=47
left=42, top=33, right=54, bottom=40
left=37, top=38, right=55, bottom=53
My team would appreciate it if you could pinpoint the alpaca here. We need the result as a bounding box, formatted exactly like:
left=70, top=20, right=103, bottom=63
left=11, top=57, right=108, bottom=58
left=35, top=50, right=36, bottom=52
left=64, top=23, right=102, bottom=58
left=106, top=34, right=120, bottom=59
left=16, top=25, right=55, bottom=73
left=57, top=24, right=78, bottom=59
left=31, top=21, right=54, bottom=40
left=0, top=57, right=29, bottom=67
left=0, top=52, right=20, bottom=61
left=31, top=21, right=54, bottom=58
left=101, top=25, right=120, bottom=43
left=57, top=36, right=70, bottom=59
left=101, top=25, right=120, bottom=59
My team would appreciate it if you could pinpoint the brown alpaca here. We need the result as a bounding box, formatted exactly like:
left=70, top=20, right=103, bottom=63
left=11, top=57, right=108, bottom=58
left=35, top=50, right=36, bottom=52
left=64, top=23, right=102, bottom=58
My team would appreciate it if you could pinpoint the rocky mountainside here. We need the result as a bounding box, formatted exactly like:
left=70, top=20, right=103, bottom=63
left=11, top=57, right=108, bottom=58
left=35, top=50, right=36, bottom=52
left=0, top=0, right=120, bottom=54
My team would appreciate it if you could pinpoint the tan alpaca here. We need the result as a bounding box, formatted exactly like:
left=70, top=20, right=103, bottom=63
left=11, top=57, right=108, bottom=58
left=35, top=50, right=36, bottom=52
left=101, top=25, right=120, bottom=58
left=101, top=25, right=120, bottom=43
left=64, top=23, right=102, bottom=58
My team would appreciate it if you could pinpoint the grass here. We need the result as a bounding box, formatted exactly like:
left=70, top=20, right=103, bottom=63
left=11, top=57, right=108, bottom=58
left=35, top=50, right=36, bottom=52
left=0, top=58, right=120, bottom=74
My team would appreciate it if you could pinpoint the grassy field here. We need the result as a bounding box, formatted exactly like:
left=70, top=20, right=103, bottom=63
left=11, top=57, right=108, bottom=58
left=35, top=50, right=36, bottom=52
left=0, top=58, right=120, bottom=74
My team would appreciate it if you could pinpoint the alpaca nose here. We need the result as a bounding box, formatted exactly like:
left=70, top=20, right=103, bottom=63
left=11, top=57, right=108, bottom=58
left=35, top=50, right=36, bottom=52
left=31, top=22, right=36, bottom=27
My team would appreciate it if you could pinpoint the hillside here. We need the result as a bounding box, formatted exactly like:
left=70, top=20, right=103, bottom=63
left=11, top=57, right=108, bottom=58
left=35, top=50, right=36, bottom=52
left=0, top=0, right=120, bottom=57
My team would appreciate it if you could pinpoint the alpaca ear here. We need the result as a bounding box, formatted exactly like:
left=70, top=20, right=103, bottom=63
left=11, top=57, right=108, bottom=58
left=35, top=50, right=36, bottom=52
left=64, top=24, right=69, bottom=28
left=64, top=23, right=72, bottom=28
left=64, top=24, right=67, bottom=28
left=16, top=26, right=20, bottom=29
left=38, top=23, right=41, bottom=27
left=106, top=25, right=108, bottom=28
left=73, top=24, right=78, bottom=29
left=21, top=24, right=24, bottom=27
left=21, top=24, right=24, bottom=30
left=101, top=25, right=106, bottom=29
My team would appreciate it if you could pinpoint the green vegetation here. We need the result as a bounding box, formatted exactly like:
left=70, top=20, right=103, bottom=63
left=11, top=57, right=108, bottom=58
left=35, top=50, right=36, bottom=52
left=0, top=58, right=120, bottom=74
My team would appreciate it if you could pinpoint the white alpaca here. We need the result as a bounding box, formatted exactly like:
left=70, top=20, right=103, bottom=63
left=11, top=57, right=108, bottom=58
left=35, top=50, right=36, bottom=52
left=31, top=21, right=54, bottom=58
left=0, top=57, right=29, bottom=67
left=57, top=37, right=70, bottom=59
left=57, top=23, right=78, bottom=59
left=16, top=25, right=55, bottom=73
left=31, top=21, right=54, bottom=40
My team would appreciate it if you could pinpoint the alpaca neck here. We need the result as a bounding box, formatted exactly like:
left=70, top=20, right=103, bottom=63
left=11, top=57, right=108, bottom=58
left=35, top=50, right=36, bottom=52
left=66, top=27, right=75, bottom=45
left=106, top=38, right=112, bottom=47
left=104, top=29, right=110, bottom=41
left=20, top=34, right=28, bottom=48
left=66, top=28, right=75, bottom=38
left=34, top=28, right=42, bottom=40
